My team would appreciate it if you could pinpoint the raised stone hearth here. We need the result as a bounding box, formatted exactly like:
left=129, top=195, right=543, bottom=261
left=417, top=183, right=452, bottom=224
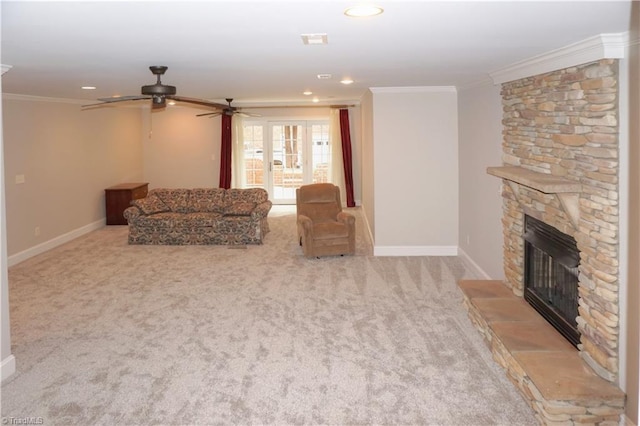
left=459, top=280, right=625, bottom=425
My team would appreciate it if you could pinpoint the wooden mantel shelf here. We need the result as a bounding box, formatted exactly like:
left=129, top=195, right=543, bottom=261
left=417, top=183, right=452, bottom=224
left=486, top=166, right=581, bottom=193
left=487, top=166, right=581, bottom=229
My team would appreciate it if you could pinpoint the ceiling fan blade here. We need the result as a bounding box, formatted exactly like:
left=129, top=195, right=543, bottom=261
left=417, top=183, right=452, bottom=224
left=169, top=96, right=228, bottom=109
left=82, top=96, right=150, bottom=109
left=97, top=95, right=150, bottom=102
left=196, top=111, right=222, bottom=118
left=237, top=111, right=261, bottom=118
left=233, top=104, right=357, bottom=110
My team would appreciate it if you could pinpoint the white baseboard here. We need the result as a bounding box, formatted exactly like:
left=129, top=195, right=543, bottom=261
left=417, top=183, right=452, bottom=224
left=357, top=208, right=458, bottom=257
left=8, top=219, right=105, bottom=267
left=1, top=354, right=16, bottom=383
left=373, top=245, right=458, bottom=256
left=458, top=247, right=492, bottom=279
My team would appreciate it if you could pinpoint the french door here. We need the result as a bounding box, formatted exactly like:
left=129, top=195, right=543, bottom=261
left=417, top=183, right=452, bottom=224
left=243, top=120, right=330, bottom=204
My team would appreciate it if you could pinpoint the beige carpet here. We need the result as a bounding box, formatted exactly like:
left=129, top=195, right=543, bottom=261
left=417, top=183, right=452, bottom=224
left=2, top=207, right=536, bottom=425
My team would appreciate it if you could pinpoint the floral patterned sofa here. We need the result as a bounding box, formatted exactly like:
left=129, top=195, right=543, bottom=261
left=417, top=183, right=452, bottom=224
left=123, top=188, right=272, bottom=245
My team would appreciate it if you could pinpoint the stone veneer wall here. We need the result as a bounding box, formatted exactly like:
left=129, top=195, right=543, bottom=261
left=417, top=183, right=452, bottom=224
left=500, top=59, right=620, bottom=382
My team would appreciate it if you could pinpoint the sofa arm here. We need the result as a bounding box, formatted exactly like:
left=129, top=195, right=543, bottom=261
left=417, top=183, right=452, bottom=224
left=123, top=206, right=141, bottom=223
left=251, top=200, right=273, bottom=220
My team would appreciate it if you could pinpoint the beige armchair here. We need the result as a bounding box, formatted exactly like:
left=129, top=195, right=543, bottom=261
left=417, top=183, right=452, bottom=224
left=296, top=183, right=356, bottom=258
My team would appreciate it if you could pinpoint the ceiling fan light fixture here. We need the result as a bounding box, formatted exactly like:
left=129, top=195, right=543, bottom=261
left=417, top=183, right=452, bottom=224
left=344, top=5, right=383, bottom=17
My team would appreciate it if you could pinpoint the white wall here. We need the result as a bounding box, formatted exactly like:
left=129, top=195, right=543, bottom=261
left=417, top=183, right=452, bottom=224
left=457, top=82, right=504, bottom=279
left=143, top=105, right=220, bottom=188
left=371, top=87, right=459, bottom=255
left=360, top=91, right=375, bottom=243
left=2, top=97, right=143, bottom=258
left=1, top=68, right=16, bottom=382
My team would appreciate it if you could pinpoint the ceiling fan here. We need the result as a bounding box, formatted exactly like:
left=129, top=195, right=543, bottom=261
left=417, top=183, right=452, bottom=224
left=196, top=98, right=261, bottom=118
left=196, top=99, right=358, bottom=118
left=82, top=66, right=229, bottom=110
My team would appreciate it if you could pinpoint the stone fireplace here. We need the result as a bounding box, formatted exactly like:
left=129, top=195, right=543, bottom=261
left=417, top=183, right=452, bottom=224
left=457, top=58, right=625, bottom=422
left=489, top=58, right=621, bottom=383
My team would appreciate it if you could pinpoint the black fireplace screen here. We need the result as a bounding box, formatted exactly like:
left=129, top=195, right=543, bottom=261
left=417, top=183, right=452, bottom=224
left=523, top=215, right=580, bottom=347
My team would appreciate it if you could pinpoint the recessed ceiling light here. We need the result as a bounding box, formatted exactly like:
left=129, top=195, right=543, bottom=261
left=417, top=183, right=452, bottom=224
left=340, top=79, right=354, bottom=85
left=81, top=86, right=96, bottom=90
left=317, top=74, right=332, bottom=80
left=312, top=97, right=320, bottom=103
left=344, top=5, right=383, bottom=17
left=303, top=91, right=313, bottom=96
left=168, top=101, right=176, bottom=106
left=301, top=33, right=328, bottom=45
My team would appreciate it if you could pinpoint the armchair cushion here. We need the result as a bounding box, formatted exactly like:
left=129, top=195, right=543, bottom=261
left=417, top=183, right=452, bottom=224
left=313, top=222, right=350, bottom=239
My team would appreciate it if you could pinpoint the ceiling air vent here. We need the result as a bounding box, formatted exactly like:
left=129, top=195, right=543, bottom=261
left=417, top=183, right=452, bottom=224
left=301, top=33, right=328, bottom=45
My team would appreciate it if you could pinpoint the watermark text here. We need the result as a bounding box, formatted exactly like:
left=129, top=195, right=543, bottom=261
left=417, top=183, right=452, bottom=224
left=2, top=417, right=44, bottom=425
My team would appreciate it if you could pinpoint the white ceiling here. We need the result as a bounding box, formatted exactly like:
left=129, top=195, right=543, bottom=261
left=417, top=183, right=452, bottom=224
left=0, top=1, right=634, bottom=108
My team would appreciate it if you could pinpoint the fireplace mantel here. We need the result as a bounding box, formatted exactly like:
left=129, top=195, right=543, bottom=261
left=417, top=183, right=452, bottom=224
left=487, top=166, right=581, bottom=229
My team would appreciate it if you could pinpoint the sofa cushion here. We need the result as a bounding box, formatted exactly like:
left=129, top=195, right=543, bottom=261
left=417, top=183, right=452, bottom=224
left=180, top=212, right=221, bottom=227
left=226, top=188, right=268, bottom=204
left=134, top=212, right=180, bottom=227
left=132, top=195, right=171, bottom=215
left=188, top=188, right=227, bottom=213
left=152, top=189, right=191, bottom=213
left=224, top=202, right=256, bottom=216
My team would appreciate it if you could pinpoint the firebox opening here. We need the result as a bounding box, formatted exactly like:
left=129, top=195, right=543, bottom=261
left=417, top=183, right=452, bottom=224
left=523, top=215, right=580, bottom=348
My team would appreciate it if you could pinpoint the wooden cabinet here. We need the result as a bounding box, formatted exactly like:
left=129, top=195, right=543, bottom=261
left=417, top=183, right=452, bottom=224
left=105, top=183, right=148, bottom=225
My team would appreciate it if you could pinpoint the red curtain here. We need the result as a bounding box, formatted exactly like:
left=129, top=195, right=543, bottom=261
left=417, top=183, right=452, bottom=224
left=339, top=109, right=355, bottom=207
left=219, top=114, right=232, bottom=189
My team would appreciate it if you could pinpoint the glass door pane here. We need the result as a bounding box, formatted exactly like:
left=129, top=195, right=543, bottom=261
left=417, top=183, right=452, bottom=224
left=271, top=123, right=304, bottom=203
left=311, top=123, right=330, bottom=183
left=243, top=124, right=265, bottom=189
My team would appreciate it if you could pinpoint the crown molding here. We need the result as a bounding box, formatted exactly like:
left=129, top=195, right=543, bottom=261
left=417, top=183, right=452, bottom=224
left=456, top=75, right=496, bottom=91
left=3, top=93, right=88, bottom=104
left=490, top=32, right=630, bottom=85
left=2, top=93, right=143, bottom=109
left=370, top=86, right=457, bottom=94
left=1, top=65, right=13, bottom=76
